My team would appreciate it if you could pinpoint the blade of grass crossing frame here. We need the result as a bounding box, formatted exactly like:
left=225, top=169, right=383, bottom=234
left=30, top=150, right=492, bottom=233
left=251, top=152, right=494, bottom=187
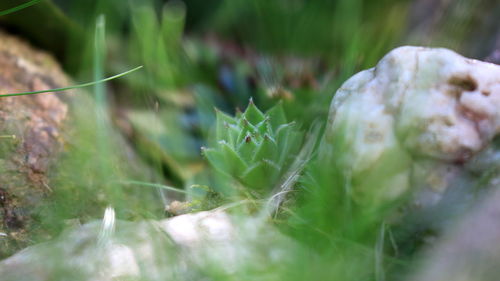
left=0, top=66, right=143, bottom=97
left=118, top=180, right=189, bottom=195
left=0, top=0, right=41, bottom=16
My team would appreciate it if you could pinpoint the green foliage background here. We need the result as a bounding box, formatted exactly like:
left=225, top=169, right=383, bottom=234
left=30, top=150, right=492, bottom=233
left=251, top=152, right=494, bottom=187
left=1, top=0, right=496, bottom=280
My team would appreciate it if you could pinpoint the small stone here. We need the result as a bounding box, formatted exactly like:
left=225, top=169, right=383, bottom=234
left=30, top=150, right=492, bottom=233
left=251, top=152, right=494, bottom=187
left=326, top=46, right=500, bottom=204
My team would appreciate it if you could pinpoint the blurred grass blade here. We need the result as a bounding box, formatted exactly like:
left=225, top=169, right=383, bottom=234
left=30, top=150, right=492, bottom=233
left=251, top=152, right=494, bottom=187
left=118, top=180, right=189, bottom=194
left=160, top=0, right=186, bottom=49
left=0, top=0, right=41, bottom=16
left=94, top=15, right=107, bottom=108
left=0, top=66, right=143, bottom=97
left=93, top=14, right=113, bottom=182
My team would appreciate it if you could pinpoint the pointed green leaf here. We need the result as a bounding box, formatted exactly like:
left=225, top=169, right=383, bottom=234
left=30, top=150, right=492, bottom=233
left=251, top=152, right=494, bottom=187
left=275, top=122, right=295, bottom=144
left=215, top=109, right=236, bottom=142
left=240, top=160, right=280, bottom=191
left=266, top=102, right=287, bottom=132
left=275, top=123, right=300, bottom=165
left=237, top=133, right=258, bottom=162
left=255, top=118, right=271, bottom=136
left=236, top=118, right=259, bottom=144
left=252, top=134, right=278, bottom=163
left=219, top=141, right=248, bottom=176
left=243, top=99, right=266, bottom=125
left=235, top=107, right=243, bottom=118
left=225, top=123, right=240, bottom=147
left=202, top=147, right=229, bottom=174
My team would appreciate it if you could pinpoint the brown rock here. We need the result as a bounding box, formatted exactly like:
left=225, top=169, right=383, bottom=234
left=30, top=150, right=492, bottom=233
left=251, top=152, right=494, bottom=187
left=0, top=30, right=68, bottom=256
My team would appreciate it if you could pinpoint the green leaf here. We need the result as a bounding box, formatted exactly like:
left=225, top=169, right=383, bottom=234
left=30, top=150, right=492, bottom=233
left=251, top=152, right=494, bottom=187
left=255, top=118, right=271, bottom=136
left=240, top=160, right=280, bottom=191
left=275, top=123, right=294, bottom=145
left=243, top=99, right=266, bottom=125
left=225, top=123, right=241, bottom=147
left=235, top=107, right=243, bottom=119
left=215, top=109, right=236, bottom=142
left=266, top=102, right=287, bottom=132
left=219, top=141, right=248, bottom=176
left=252, top=134, right=278, bottom=163
left=202, top=147, right=229, bottom=174
left=236, top=118, right=259, bottom=144
left=236, top=133, right=258, bottom=162
left=275, top=123, right=300, bottom=165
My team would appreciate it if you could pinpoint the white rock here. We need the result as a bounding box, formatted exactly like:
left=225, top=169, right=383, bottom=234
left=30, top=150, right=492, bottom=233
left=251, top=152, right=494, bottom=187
left=160, top=210, right=234, bottom=246
left=326, top=46, right=500, bottom=203
left=0, top=210, right=292, bottom=281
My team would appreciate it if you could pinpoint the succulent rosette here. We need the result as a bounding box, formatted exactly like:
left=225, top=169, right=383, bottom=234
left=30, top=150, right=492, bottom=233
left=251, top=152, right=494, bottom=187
left=202, top=100, right=301, bottom=195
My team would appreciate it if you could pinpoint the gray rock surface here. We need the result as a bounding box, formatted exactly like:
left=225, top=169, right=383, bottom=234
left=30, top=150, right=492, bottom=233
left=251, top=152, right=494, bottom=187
left=407, top=183, right=500, bottom=281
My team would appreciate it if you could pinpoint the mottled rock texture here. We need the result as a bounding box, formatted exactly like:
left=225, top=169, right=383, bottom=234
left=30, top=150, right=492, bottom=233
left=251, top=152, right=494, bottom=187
left=0, top=210, right=292, bottom=281
left=0, top=30, right=68, bottom=256
left=326, top=46, right=500, bottom=205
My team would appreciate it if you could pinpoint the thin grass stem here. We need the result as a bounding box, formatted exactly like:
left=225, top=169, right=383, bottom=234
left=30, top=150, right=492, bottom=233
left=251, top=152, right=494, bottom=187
left=118, top=180, right=189, bottom=195
left=0, top=66, right=143, bottom=98
left=0, top=0, right=41, bottom=16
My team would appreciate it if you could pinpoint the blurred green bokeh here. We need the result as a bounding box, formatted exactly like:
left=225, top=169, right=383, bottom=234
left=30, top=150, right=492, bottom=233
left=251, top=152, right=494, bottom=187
left=1, top=0, right=497, bottom=280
